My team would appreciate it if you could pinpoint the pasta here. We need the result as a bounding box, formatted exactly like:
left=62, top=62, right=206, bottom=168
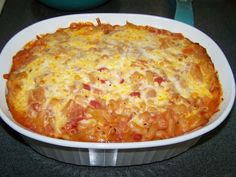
left=4, top=20, right=222, bottom=142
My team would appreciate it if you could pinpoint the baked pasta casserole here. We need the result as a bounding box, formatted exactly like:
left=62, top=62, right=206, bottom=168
left=4, top=19, right=222, bottom=142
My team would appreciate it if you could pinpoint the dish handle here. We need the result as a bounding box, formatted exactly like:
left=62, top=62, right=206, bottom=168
left=88, top=148, right=118, bottom=166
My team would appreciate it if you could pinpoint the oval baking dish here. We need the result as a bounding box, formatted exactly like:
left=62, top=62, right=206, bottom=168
left=0, top=13, right=235, bottom=166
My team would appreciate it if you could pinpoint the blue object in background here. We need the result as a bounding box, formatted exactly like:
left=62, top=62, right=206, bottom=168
left=38, top=0, right=110, bottom=11
left=174, top=0, right=194, bottom=26
left=169, top=0, right=194, bottom=26
left=38, top=0, right=194, bottom=26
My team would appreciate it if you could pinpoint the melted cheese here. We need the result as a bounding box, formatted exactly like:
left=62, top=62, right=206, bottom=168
left=6, top=22, right=222, bottom=142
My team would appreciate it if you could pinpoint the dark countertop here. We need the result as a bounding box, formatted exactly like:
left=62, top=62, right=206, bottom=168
left=0, top=0, right=235, bottom=176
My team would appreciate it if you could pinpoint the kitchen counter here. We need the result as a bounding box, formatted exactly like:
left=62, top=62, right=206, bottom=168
left=0, top=0, right=235, bottom=176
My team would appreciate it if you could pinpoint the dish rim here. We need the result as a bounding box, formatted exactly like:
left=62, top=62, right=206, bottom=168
left=0, top=13, right=235, bottom=149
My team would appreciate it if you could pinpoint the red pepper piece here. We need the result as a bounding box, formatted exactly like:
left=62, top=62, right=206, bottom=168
left=100, top=79, right=106, bottom=84
left=120, top=79, right=124, bottom=84
left=133, top=133, right=142, bottom=141
left=98, top=67, right=108, bottom=72
left=130, top=91, right=141, bottom=97
left=154, top=76, right=165, bottom=85
left=83, top=84, right=91, bottom=91
left=89, top=100, right=102, bottom=109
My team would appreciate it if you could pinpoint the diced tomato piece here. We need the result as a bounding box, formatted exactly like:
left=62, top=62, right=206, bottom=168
left=133, top=133, right=142, bottom=141
left=100, top=79, right=106, bottom=84
left=98, top=67, right=108, bottom=72
left=120, top=79, right=124, bottom=84
left=130, top=91, right=141, bottom=97
left=89, top=100, right=102, bottom=109
left=83, top=84, right=91, bottom=91
left=154, top=76, right=165, bottom=84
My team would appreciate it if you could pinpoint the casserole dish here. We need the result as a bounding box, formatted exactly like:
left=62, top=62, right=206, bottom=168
left=0, top=13, right=235, bottom=166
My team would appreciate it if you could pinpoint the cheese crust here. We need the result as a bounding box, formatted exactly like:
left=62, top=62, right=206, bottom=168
left=4, top=21, right=222, bottom=142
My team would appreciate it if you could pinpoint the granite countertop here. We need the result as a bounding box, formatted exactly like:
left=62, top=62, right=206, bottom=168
left=0, top=0, right=235, bottom=176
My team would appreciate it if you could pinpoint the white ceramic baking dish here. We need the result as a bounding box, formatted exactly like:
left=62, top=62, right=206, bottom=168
left=0, top=13, right=235, bottom=166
